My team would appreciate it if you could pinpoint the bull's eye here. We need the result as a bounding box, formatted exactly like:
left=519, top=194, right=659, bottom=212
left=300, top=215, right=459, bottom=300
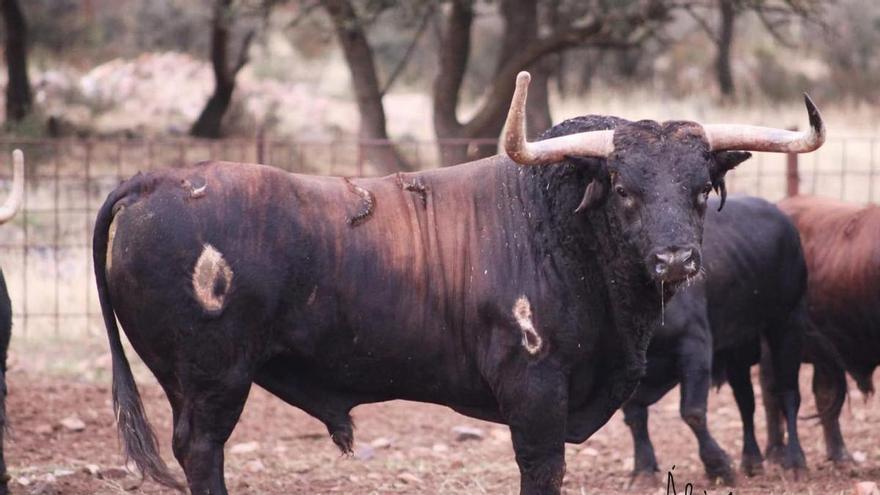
left=615, top=185, right=628, bottom=198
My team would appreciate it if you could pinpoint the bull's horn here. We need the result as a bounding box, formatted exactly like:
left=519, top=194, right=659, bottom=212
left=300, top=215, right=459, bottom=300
left=503, top=71, right=613, bottom=165
left=703, top=94, right=826, bottom=153
left=0, top=150, right=24, bottom=224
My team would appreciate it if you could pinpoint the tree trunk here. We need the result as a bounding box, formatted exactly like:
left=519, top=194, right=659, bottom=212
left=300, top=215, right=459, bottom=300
left=192, top=84, right=234, bottom=138
left=321, top=0, right=411, bottom=174
left=191, top=0, right=251, bottom=139
left=716, top=0, right=736, bottom=98
left=2, top=0, right=32, bottom=123
left=433, top=0, right=474, bottom=166
left=500, top=0, right=552, bottom=138
left=434, top=0, right=556, bottom=166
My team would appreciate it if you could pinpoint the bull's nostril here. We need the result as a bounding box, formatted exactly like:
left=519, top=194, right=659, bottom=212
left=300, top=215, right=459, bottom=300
left=679, top=249, right=693, bottom=263
left=655, top=252, right=674, bottom=265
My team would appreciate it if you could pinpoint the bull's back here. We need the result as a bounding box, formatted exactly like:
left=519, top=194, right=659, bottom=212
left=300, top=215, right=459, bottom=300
left=702, top=196, right=807, bottom=349
left=779, top=196, right=880, bottom=313
left=778, top=196, right=880, bottom=372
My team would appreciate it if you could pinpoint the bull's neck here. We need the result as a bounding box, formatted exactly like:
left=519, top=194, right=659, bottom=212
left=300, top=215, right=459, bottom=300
left=518, top=163, right=661, bottom=374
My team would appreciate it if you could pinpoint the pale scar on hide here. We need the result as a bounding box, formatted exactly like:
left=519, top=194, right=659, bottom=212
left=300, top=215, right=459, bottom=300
left=181, top=178, right=207, bottom=199
left=513, top=296, right=543, bottom=355
left=192, top=244, right=234, bottom=313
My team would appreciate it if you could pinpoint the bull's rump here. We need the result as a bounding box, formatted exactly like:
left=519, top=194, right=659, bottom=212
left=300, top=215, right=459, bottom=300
left=778, top=195, right=880, bottom=382
left=103, top=161, right=525, bottom=409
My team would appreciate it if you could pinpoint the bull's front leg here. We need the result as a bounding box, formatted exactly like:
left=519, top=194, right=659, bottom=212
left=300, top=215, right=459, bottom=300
left=677, top=335, right=735, bottom=486
left=496, top=361, right=568, bottom=495
left=622, top=377, right=677, bottom=487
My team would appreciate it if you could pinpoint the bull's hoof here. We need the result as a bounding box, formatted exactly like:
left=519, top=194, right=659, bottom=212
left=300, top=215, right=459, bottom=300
left=782, top=448, right=807, bottom=473
left=703, top=452, right=735, bottom=487
left=765, top=444, right=786, bottom=465
left=829, top=450, right=854, bottom=468
left=628, top=470, right=661, bottom=490
left=706, top=468, right=736, bottom=487
left=740, top=454, right=765, bottom=477
left=784, top=466, right=807, bottom=482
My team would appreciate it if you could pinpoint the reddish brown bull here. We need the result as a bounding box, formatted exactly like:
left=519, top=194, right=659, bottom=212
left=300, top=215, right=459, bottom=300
left=776, top=195, right=879, bottom=465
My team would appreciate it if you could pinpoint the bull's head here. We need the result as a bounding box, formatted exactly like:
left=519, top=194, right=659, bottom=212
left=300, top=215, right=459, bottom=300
left=0, top=150, right=24, bottom=225
left=504, top=71, right=824, bottom=288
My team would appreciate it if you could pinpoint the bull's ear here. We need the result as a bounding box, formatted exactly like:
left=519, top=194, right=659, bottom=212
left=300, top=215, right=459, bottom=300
left=566, top=155, right=609, bottom=213
left=710, top=151, right=751, bottom=211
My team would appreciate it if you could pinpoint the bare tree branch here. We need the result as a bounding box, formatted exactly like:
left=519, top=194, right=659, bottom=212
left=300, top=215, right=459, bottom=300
left=682, top=4, right=721, bottom=44
left=286, top=0, right=321, bottom=30
left=753, top=6, right=796, bottom=47
left=379, top=4, right=433, bottom=97
left=232, top=29, right=256, bottom=76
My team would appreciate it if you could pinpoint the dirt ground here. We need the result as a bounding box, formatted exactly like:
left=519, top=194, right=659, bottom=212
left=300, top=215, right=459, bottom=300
left=5, top=360, right=879, bottom=494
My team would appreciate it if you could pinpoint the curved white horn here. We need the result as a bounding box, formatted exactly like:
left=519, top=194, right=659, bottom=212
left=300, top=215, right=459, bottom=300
left=503, top=71, right=613, bottom=165
left=0, top=149, right=24, bottom=224
left=703, top=94, right=826, bottom=153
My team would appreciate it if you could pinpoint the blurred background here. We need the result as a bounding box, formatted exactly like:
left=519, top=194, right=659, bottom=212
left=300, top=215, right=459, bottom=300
left=0, top=0, right=878, bottom=345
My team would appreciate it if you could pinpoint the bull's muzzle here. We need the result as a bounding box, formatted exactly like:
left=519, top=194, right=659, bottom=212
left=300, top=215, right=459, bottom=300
left=648, top=245, right=701, bottom=284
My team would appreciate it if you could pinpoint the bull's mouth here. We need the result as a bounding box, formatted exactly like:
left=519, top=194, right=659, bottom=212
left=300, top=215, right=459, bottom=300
left=654, top=266, right=704, bottom=297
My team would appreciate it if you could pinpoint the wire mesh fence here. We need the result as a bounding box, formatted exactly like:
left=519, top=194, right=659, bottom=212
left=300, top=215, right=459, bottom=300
left=0, top=135, right=877, bottom=339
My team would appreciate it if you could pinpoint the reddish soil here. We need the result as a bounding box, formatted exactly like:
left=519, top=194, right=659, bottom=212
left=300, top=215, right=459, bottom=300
left=5, top=366, right=879, bottom=494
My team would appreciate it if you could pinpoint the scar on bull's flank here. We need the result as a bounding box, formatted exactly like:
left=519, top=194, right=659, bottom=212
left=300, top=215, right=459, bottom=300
left=192, top=244, right=233, bottom=313
left=513, top=296, right=542, bottom=355
left=395, top=173, right=428, bottom=208
left=343, top=177, right=375, bottom=226
left=181, top=178, right=207, bottom=199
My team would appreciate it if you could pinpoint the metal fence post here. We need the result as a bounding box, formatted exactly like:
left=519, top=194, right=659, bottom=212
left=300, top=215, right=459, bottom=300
left=786, top=126, right=799, bottom=197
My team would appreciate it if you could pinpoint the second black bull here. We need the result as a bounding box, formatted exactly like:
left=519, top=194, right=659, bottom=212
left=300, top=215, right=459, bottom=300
left=623, top=196, right=847, bottom=487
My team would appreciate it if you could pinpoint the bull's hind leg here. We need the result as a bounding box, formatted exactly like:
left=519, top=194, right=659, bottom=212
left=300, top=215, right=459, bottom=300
left=497, top=361, right=568, bottom=495
left=764, top=316, right=807, bottom=476
left=758, top=342, right=786, bottom=464
left=812, top=364, right=851, bottom=465
left=726, top=359, right=764, bottom=476
left=170, top=376, right=251, bottom=495
left=0, top=368, right=8, bottom=495
left=163, top=323, right=255, bottom=495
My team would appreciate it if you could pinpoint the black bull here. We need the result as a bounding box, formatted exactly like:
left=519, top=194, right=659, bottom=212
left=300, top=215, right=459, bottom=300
left=0, top=150, right=22, bottom=495
left=623, top=196, right=826, bottom=486
left=93, top=116, right=823, bottom=492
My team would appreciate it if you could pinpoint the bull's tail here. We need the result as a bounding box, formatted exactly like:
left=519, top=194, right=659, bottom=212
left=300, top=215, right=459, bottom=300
left=801, top=322, right=847, bottom=424
left=93, top=179, right=184, bottom=491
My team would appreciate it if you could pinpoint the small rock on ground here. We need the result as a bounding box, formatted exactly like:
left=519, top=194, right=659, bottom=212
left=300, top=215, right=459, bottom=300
left=229, top=441, right=260, bottom=455
left=451, top=425, right=485, bottom=441
left=856, top=481, right=880, bottom=495
left=370, top=437, right=393, bottom=449
left=59, top=416, right=85, bottom=432
left=397, top=472, right=422, bottom=484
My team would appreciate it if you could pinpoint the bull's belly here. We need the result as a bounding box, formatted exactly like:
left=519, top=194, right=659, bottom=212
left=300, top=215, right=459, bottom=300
left=257, top=345, right=500, bottom=412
